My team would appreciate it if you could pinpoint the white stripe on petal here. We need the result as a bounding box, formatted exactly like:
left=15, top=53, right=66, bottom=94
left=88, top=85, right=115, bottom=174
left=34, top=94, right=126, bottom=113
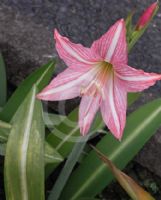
left=40, top=67, right=98, bottom=96
left=105, top=21, right=123, bottom=62
left=117, top=74, right=159, bottom=81
left=108, top=76, right=120, bottom=133
left=58, top=34, right=94, bottom=64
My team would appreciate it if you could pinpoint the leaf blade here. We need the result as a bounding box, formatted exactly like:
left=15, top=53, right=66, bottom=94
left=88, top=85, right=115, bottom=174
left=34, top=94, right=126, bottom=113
left=43, top=112, right=66, bottom=128
left=48, top=135, right=90, bottom=200
left=45, top=142, right=63, bottom=164
left=0, top=129, right=63, bottom=164
left=0, top=60, right=55, bottom=122
left=92, top=146, right=155, bottom=200
left=4, top=85, right=45, bottom=200
left=59, top=98, right=161, bottom=199
left=46, top=93, right=140, bottom=176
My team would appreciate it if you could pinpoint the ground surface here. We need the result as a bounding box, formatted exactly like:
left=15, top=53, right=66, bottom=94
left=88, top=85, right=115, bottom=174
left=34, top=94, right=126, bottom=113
left=0, top=0, right=161, bottom=199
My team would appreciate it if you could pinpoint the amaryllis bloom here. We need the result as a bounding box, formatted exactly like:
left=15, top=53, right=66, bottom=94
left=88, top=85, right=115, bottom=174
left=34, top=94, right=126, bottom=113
left=136, top=1, right=158, bottom=30
left=37, top=19, right=161, bottom=140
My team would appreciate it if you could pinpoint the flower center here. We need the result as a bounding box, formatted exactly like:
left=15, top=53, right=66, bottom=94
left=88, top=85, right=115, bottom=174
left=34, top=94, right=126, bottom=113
left=80, top=62, right=113, bottom=98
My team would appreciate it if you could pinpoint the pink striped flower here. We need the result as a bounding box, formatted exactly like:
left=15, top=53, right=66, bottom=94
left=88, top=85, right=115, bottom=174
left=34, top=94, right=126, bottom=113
left=37, top=19, right=161, bottom=140
left=136, top=1, right=158, bottom=30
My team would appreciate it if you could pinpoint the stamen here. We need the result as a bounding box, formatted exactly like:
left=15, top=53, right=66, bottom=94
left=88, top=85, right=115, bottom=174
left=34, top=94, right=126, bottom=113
left=81, top=62, right=113, bottom=98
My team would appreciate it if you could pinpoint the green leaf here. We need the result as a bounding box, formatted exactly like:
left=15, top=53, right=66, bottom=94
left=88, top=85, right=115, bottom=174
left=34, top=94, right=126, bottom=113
left=92, top=146, right=155, bottom=200
left=0, top=120, right=11, bottom=129
left=0, top=143, right=6, bottom=156
left=46, top=92, right=140, bottom=176
left=0, top=128, right=63, bottom=164
left=45, top=142, right=63, bottom=164
left=46, top=94, right=139, bottom=163
left=48, top=135, right=90, bottom=200
left=0, top=53, right=7, bottom=106
left=0, top=128, right=9, bottom=143
left=59, top=98, right=161, bottom=200
left=127, top=92, right=140, bottom=106
left=0, top=60, right=55, bottom=122
left=0, top=120, right=11, bottom=142
left=45, top=109, right=104, bottom=177
left=126, top=10, right=135, bottom=43
left=4, top=86, right=45, bottom=200
left=43, top=112, right=66, bottom=128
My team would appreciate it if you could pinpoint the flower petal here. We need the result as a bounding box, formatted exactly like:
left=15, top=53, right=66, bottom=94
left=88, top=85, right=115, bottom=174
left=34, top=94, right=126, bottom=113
left=54, top=29, right=100, bottom=69
left=79, top=94, right=101, bottom=136
left=115, top=64, right=161, bottom=92
left=91, top=19, right=127, bottom=64
left=37, top=66, right=99, bottom=101
left=37, top=68, right=85, bottom=101
left=101, top=75, right=127, bottom=140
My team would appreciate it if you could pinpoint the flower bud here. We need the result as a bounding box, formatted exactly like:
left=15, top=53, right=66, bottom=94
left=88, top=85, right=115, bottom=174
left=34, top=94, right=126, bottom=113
left=136, top=1, right=158, bottom=30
